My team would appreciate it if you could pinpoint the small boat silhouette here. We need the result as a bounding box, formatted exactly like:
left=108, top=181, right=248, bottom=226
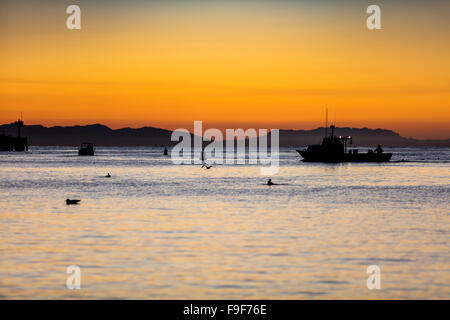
left=78, top=142, right=94, bottom=156
left=297, top=125, right=392, bottom=163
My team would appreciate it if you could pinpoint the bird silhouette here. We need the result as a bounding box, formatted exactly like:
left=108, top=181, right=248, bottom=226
left=66, top=199, right=81, bottom=205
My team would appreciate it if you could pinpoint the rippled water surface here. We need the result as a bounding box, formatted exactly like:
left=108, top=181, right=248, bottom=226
left=0, top=147, right=449, bottom=299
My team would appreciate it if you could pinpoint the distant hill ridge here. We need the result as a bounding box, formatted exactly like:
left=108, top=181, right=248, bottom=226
left=0, top=123, right=448, bottom=147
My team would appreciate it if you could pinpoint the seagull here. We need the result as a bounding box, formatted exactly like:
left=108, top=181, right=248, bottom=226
left=66, top=199, right=81, bottom=205
left=106, top=173, right=111, bottom=178
left=201, top=165, right=212, bottom=169
left=267, top=179, right=274, bottom=186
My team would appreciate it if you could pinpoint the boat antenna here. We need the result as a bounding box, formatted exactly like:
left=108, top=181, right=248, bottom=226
left=325, top=107, right=328, bottom=137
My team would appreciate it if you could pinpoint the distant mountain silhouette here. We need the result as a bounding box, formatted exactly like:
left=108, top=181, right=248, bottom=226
left=276, top=127, right=450, bottom=147
left=0, top=123, right=448, bottom=147
left=0, top=123, right=172, bottom=147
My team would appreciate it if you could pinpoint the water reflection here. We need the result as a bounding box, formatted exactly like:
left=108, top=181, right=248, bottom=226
left=0, top=147, right=448, bottom=299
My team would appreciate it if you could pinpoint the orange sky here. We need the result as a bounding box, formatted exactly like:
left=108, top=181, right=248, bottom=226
left=1, top=1, right=449, bottom=139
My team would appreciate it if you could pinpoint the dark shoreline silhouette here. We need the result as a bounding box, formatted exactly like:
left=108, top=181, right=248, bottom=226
left=0, top=120, right=28, bottom=151
left=0, top=122, right=449, bottom=147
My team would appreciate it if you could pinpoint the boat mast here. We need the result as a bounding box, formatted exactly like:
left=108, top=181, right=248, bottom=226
left=14, top=116, right=24, bottom=138
left=325, top=108, right=328, bottom=137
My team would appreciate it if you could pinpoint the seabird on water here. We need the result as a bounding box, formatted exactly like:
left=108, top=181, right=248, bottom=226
left=66, top=199, right=81, bottom=205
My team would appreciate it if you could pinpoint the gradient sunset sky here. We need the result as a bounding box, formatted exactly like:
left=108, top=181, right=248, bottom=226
left=1, top=0, right=449, bottom=139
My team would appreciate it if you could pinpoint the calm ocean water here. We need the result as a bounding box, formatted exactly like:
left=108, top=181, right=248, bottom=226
left=0, top=147, right=449, bottom=299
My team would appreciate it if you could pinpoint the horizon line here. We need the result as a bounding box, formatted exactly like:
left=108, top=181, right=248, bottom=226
left=1, top=121, right=449, bottom=141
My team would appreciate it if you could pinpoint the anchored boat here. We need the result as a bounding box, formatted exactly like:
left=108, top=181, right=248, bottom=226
left=78, top=142, right=95, bottom=156
left=296, top=125, right=392, bottom=163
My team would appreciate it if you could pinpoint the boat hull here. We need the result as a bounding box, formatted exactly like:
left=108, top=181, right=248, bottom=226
left=297, top=150, right=392, bottom=163
left=78, top=150, right=94, bottom=156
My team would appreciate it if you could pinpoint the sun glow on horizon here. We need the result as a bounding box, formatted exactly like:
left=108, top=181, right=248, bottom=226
left=1, top=0, right=449, bottom=139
